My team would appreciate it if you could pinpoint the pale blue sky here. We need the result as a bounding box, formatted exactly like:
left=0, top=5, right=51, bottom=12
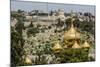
left=11, top=1, right=95, bottom=15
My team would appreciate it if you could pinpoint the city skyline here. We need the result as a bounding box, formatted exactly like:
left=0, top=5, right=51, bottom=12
left=11, top=1, right=95, bottom=15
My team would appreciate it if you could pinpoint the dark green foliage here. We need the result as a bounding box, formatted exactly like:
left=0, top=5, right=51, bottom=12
left=48, top=26, right=52, bottom=29
left=27, top=28, right=39, bottom=37
left=11, top=14, right=25, bottom=66
left=29, top=22, right=33, bottom=28
left=11, top=30, right=25, bottom=66
left=65, top=18, right=72, bottom=29
left=65, top=18, right=95, bottom=35
left=11, top=10, right=26, bottom=21
left=54, top=48, right=89, bottom=63
left=15, top=21, right=24, bottom=35
left=80, top=21, right=95, bottom=34
left=56, top=18, right=65, bottom=27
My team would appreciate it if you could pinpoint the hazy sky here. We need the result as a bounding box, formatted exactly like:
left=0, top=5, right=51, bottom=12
left=11, top=1, right=95, bottom=15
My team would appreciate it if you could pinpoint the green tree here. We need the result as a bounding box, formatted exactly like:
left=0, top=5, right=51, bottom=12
left=11, top=15, right=25, bottom=66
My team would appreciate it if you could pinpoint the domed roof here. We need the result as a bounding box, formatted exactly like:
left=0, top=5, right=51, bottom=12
left=52, top=41, right=62, bottom=51
left=63, top=45, right=68, bottom=48
left=72, top=41, right=81, bottom=49
left=64, top=23, right=80, bottom=40
left=82, top=41, right=90, bottom=48
left=25, top=56, right=32, bottom=64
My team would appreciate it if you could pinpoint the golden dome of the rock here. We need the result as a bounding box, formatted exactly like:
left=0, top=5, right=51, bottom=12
left=64, top=24, right=81, bottom=40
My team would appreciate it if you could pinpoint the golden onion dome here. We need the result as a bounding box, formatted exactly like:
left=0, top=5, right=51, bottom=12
left=52, top=41, right=62, bottom=51
left=25, top=56, right=32, bottom=64
left=72, top=41, right=81, bottom=49
left=63, top=45, right=68, bottom=48
left=82, top=41, right=90, bottom=48
left=64, top=23, right=80, bottom=40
